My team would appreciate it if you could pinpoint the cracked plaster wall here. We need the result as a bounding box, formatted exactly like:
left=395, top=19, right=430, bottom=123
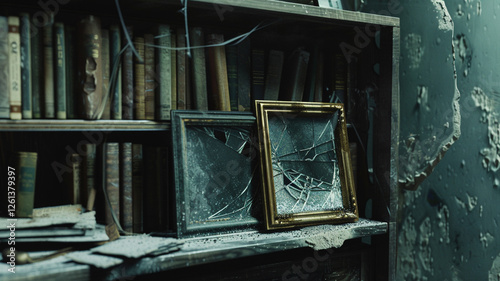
left=364, top=0, right=500, bottom=280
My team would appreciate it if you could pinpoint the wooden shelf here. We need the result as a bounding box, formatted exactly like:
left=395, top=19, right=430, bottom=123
left=0, top=120, right=170, bottom=131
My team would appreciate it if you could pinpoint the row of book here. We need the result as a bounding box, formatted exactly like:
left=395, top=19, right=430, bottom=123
left=63, top=142, right=170, bottom=234
left=0, top=12, right=350, bottom=121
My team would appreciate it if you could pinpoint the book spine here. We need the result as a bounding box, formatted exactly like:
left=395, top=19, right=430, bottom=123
left=69, top=153, right=81, bottom=204
left=120, top=142, right=133, bottom=233
left=133, top=36, right=145, bottom=120
left=251, top=47, right=265, bottom=103
left=237, top=37, right=251, bottom=111
left=54, top=22, right=66, bottom=119
left=206, top=33, right=231, bottom=111
left=8, top=16, right=22, bottom=120
left=144, top=33, right=155, bottom=120
left=282, top=49, right=310, bottom=101
left=170, top=32, right=177, bottom=111
left=82, top=143, right=97, bottom=211
left=20, top=13, right=32, bottom=119
left=101, top=28, right=110, bottom=119
left=77, top=15, right=103, bottom=120
left=121, top=26, right=133, bottom=120
left=155, top=24, right=172, bottom=120
left=226, top=44, right=238, bottom=110
left=176, top=27, right=187, bottom=110
left=314, top=51, right=325, bottom=102
left=31, top=22, right=42, bottom=119
left=15, top=152, right=37, bottom=218
left=104, top=142, right=120, bottom=226
left=263, top=49, right=284, bottom=101
left=65, top=25, right=76, bottom=118
left=0, top=17, right=8, bottom=119
left=43, top=20, right=54, bottom=118
left=190, top=27, right=208, bottom=111
left=109, top=24, right=122, bottom=120
left=334, top=52, right=347, bottom=104
left=132, top=143, right=143, bottom=233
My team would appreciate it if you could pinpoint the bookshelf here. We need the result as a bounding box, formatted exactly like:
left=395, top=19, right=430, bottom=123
left=0, top=0, right=399, bottom=280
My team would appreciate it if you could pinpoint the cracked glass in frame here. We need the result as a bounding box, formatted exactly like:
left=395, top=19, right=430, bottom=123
left=268, top=111, right=344, bottom=215
left=172, top=111, right=260, bottom=237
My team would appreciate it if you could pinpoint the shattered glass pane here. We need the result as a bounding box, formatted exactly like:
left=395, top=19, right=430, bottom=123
left=183, top=125, right=259, bottom=231
left=268, top=112, right=344, bottom=215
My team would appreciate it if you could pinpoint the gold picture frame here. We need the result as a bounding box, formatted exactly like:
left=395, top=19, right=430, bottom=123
left=255, top=100, right=358, bottom=230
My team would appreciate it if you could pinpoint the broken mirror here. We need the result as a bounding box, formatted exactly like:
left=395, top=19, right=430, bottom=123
left=255, top=101, right=358, bottom=230
left=171, top=111, right=261, bottom=238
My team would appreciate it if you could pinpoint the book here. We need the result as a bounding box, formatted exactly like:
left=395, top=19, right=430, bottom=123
left=190, top=27, right=208, bottom=111
left=0, top=17, right=9, bottom=119
left=101, top=28, right=111, bottom=119
left=31, top=21, right=43, bottom=119
left=43, top=19, right=54, bottom=118
left=237, top=37, right=251, bottom=111
left=15, top=152, right=38, bottom=218
left=263, top=49, right=284, bottom=101
left=155, top=24, right=172, bottom=120
left=77, top=15, right=103, bottom=120
left=144, top=33, right=155, bottom=120
left=226, top=44, right=238, bottom=110
left=134, top=36, right=145, bottom=120
left=109, top=24, right=122, bottom=120
left=54, top=22, right=66, bottom=119
left=143, top=146, right=168, bottom=233
left=120, top=142, right=133, bottom=233
left=304, top=44, right=320, bottom=102
left=20, top=13, right=32, bottom=119
left=206, top=33, right=231, bottom=111
left=82, top=143, right=97, bottom=211
left=132, top=143, right=143, bottom=233
left=8, top=16, right=22, bottom=120
left=280, top=48, right=310, bottom=101
left=176, top=27, right=187, bottom=110
left=104, top=142, right=120, bottom=226
left=122, top=26, right=134, bottom=120
left=67, top=153, right=81, bottom=205
left=251, top=47, right=265, bottom=103
left=170, top=32, right=177, bottom=112
left=334, top=52, right=347, bottom=104
left=313, top=51, right=325, bottom=102
left=65, top=25, right=76, bottom=119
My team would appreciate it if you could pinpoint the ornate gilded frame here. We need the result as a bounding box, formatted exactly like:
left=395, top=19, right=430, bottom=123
left=255, top=100, right=358, bottom=230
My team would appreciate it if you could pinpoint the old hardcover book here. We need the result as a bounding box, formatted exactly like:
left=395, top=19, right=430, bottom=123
left=134, top=36, right=145, bottom=120
left=109, top=24, right=122, bottom=120
left=143, top=146, right=168, bottom=233
left=334, top=52, right=347, bottom=104
left=31, top=21, right=42, bottom=119
left=101, top=28, right=111, bottom=119
left=176, top=27, right=187, bottom=110
left=280, top=48, right=310, bottom=101
left=0, top=17, right=8, bottom=118
left=120, top=142, right=133, bottom=233
left=304, top=45, right=319, bottom=102
left=132, top=143, right=143, bottom=233
left=77, top=15, right=103, bottom=120
left=263, top=49, right=284, bottom=101
left=64, top=153, right=81, bottom=205
left=65, top=25, right=76, bottom=119
left=314, top=51, right=325, bottom=102
left=8, top=16, right=22, bottom=120
left=170, top=33, right=177, bottom=111
left=20, top=13, right=32, bottom=119
left=43, top=20, right=54, bottom=118
left=82, top=143, right=97, bottom=211
left=237, top=37, right=251, bottom=111
left=155, top=24, right=172, bottom=120
left=226, top=44, right=238, bottom=111
left=251, top=47, right=265, bottom=103
left=15, top=152, right=37, bottom=218
left=54, top=22, right=66, bottom=119
left=190, top=27, right=208, bottom=111
left=122, top=26, right=133, bottom=120
left=206, top=33, right=231, bottom=111
left=144, top=33, right=155, bottom=120
left=104, top=142, right=120, bottom=226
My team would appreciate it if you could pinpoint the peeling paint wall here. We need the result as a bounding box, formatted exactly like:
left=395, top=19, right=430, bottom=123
left=364, top=0, right=500, bottom=280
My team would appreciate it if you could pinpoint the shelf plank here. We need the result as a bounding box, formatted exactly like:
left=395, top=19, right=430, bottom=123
left=105, top=218, right=387, bottom=280
left=167, top=0, right=400, bottom=26
left=0, top=120, right=170, bottom=131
